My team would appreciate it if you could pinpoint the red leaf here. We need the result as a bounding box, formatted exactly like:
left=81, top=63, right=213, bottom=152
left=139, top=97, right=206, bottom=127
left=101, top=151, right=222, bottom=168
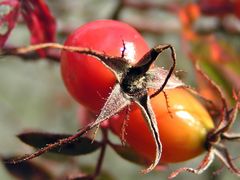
left=21, top=0, right=56, bottom=56
left=199, top=0, right=234, bottom=17
left=0, top=0, right=20, bottom=48
left=234, top=1, right=240, bottom=19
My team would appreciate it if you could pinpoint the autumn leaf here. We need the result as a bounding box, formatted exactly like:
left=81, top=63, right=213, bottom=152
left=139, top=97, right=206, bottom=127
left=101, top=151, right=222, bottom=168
left=0, top=0, right=20, bottom=48
left=21, top=0, right=56, bottom=56
left=199, top=0, right=234, bottom=17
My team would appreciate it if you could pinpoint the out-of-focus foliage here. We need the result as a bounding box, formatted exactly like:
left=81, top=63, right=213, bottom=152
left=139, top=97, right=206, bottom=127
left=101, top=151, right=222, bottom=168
left=0, top=0, right=19, bottom=47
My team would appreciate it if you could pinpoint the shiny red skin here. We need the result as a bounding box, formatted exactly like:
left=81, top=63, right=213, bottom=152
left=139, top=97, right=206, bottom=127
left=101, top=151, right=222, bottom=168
left=110, top=88, right=214, bottom=163
left=61, top=20, right=149, bottom=112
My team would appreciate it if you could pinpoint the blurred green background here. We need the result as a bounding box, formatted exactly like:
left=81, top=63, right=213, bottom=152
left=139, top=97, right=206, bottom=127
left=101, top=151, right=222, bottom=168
left=0, top=0, right=239, bottom=179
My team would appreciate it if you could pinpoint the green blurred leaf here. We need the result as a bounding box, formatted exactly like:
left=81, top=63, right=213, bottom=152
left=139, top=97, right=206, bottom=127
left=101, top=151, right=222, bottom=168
left=17, top=130, right=101, bottom=155
left=190, top=37, right=240, bottom=104
left=199, top=60, right=234, bottom=103
left=199, top=61, right=231, bottom=91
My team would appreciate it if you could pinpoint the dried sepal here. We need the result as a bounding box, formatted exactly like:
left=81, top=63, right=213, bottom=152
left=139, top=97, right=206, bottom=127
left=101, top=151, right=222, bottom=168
left=195, top=62, right=226, bottom=113
left=90, top=84, right=131, bottom=128
left=147, top=45, right=178, bottom=98
left=211, top=88, right=239, bottom=138
left=169, top=149, right=215, bottom=179
left=221, top=133, right=240, bottom=140
left=135, top=94, right=162, bottom=174
left=213, top=144, right=240, bottom=176
left=169, top=64, right=240, bottom=178
left=135, top=44, right=175, bottom=71
left=90, top=84, right=131, bottom=141
left=146, top=68, right=185, bottom=90
left=90, top=44, right=178, bottom=173
left=169, top=142, right=240, bottom=178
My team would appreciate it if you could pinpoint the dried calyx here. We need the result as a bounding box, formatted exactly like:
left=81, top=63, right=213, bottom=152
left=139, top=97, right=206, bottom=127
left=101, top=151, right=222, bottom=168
left=83, top=44, right=185, bottom=174
left=169, top=66, right=240, bottom=179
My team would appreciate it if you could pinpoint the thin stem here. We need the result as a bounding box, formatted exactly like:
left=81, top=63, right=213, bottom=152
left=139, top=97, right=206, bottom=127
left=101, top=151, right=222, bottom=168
left=1, top=43, right=105, bottom=59
left=6, top=121, right=97, bottom=164
left=1, top=46, right=60, bottom=62
left=66, top=128, right=108, bottom=180
left=93, top=129, right=108, bottom=178
left=1, top=42, right=128, bottom=80
left=123, top=0, right=179, bottom=12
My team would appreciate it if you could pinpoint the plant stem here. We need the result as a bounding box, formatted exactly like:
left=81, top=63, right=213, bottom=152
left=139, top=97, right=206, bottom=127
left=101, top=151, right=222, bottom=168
left=93, top=129, right=108, bottom=178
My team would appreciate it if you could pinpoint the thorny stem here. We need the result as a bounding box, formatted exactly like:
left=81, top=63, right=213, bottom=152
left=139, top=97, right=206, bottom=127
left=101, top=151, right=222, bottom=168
left=1, top=43, right=100, bottom=57
left=8, top=121, right=97, bottom=164
left=7, top=122, right=109, bottom=180
left=1, top=43, right=127, bottom=80
left=1, top=45, right=60, bottom=62
left=0, top=43, right=122, bottom=66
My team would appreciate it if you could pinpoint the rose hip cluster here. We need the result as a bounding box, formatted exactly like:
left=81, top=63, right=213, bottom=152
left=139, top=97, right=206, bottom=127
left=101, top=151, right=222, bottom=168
left=61, top=20, right=240, bottom=177
left=6, top=20, right=239, bottom=179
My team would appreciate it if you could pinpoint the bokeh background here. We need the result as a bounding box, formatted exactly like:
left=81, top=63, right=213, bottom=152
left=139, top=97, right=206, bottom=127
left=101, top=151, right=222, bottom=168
left=0, top=0, right=240, bottom=179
